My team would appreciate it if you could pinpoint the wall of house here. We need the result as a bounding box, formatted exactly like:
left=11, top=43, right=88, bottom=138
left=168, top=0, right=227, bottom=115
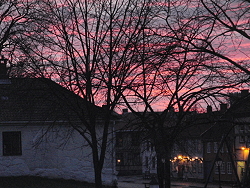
left=115, top=131, right=142, bottom=175
left=0, top=124, right=116, bottom=186
left=203, top=140, right=236, bottom=182
left=141, top=140, right=157, bottom=175
left=234, top=117, right=250, bottom=182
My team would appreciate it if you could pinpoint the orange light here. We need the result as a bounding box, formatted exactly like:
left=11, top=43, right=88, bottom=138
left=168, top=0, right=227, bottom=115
left=241, top=147, right=246, bottom=150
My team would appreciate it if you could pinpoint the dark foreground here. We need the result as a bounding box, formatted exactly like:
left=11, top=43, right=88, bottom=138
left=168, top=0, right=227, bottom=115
left=0, top=176, right=113, bottom=188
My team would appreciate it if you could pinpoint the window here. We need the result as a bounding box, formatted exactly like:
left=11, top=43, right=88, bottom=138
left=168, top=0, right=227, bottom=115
left=220, top=144, right=224, bottom=153
left=247, top=136, right=250, bottom=148
left=192, top=163, right=197, bottom=173
left=221, top=162, right=225, bottom=174
left=128, top=153, right=141, bottom=165
left=227, top=162, right=232, bottom=174
left=207, top=142, right=211, bottom=153
left=2, top=131, right=22, bottom=156
left=145, top=156, right=149, bottom=168
left=239, top=136, right=245, bottom=143
left=214, top=142, right=218, bottom=153
left=116, top=133, right=123, bottom=147
left=215, top=162, right=225, bottom=174
left=152, top=156, right=156, bottom=169
left=240, top=125, right=245, bottom=133
left=198, top=163, right=203, bottom=173
left=146, top=141, right=150, bottom=151
left=197, top=140, right=202, bottom=152
left=131, top=132, right=140, bottom=146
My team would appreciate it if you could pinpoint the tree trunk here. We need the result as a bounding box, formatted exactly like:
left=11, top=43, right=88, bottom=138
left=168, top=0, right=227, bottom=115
left=156, top=145, right=172, bottom=188
left=92, top=136, right=104, bottom=188
left=94, top=165, right=103, bottom=188
left=157, top=154, right=164, bottom=188
left=164, top=159, right=171, bottom=188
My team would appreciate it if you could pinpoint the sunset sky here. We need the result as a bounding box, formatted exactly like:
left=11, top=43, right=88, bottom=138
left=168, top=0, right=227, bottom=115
left=0, top=0, right=250, bottom=113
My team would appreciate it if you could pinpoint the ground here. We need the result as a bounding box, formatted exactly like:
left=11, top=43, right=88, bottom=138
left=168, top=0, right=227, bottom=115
left=0, top=176, right=113, bottom=188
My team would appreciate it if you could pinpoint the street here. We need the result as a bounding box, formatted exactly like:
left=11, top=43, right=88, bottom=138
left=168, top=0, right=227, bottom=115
left=117, top=176, right=233, bottom=188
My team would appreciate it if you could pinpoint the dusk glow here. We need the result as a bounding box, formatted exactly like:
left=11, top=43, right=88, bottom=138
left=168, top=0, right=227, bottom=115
left=1, top=0, right=250, bottom=188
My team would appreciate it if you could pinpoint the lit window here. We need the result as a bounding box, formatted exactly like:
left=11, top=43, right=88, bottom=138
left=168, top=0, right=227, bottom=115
left=2, top=131, right=22, bottom=156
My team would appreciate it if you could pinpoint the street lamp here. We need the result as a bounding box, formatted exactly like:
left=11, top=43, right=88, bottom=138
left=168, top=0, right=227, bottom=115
left=161, top=158, right=166, bottom=187
left=215, top=157, right=223, bottom=188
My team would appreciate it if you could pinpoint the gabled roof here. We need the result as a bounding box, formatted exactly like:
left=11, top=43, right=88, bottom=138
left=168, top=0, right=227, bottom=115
left=0, top=78, right=105, bottom=124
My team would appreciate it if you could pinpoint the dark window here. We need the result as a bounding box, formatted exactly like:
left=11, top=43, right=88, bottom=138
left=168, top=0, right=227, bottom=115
left=2, top=131, right=22, bottom=156
left=152, top=156, right=156, bottom=169
left=240, top=125, right=245, bottom=133
left=239, top=135, right=245, bottom=143
left=207, top=142, right=211, bottom=153
left=131, top=132, right=140, bottom=146
left=146, top=141, right=150, bottom=151
left=145, top=156, right=149, bottom=168
left=133, top=153, right=141, bottom=165
left=116, top=132, right=123, bottom=147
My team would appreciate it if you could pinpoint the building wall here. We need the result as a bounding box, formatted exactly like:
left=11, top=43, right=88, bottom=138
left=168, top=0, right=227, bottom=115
left=0, top=124, right=116, bottom=186
left=234, top=117, right=250, bottom=182
left=115, top=131, right=142, bottom=175
left=203, top=141, right=236, bottom=182
left=141, top=140, right=157, bottom=175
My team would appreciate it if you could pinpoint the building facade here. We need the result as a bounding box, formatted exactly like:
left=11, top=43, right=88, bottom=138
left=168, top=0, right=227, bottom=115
left=0, top=77, right=116, bottom=186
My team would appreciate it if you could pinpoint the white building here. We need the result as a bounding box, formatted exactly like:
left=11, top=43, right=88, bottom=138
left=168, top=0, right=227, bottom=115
left=0, top=77, right=116, bottom=186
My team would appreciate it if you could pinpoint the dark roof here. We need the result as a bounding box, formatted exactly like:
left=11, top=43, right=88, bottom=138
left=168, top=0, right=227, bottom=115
left=201, top=93, right=250, bottom=141
left=0, top=78, right=104, bottom=124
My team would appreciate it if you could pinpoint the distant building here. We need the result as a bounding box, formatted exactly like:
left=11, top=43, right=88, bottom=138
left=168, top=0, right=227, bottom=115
left=115, top=111, right=143, bottom=175
left=202, top=90, right=250, bottom=185
left=113, top=85, right=250, bottom=186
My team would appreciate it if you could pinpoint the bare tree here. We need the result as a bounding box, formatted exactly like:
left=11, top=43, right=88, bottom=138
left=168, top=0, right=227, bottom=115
left=16, top=0, right=160, bottom=187
left=164, top=0, right=250, bottom=77
left=119, top=5, right=249, bottom=186
left=150, top=1, right=250, bottom=186
left=0, top=0, right=43, bottom=72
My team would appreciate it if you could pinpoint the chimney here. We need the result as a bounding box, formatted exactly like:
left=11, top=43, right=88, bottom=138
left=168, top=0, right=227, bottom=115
left=169, top=107, right=175, bottom=112
left=241, top=89, right=249, bottom=98
left=220, top=103, right=227, bottom=113
left=0, top=55, right=11, bottom=84
left=122, top=109, right=128, bottom=114
left=207, top=105, right=212, bottom=113
left=0, top=55, right=8, bottom=79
